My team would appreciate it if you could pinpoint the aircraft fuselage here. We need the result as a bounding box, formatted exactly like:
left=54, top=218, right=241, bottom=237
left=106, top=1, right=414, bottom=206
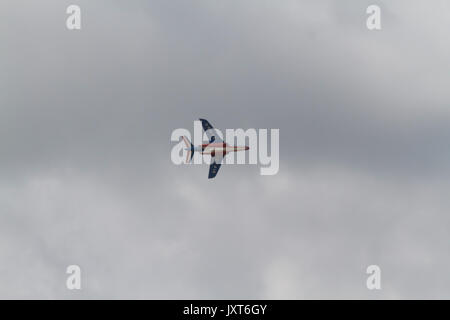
left=194, top=143, right=249, bottom=156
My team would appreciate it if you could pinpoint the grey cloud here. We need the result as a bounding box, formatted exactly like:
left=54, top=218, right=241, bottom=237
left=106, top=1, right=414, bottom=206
left=1, top=0, right=450, bottom=298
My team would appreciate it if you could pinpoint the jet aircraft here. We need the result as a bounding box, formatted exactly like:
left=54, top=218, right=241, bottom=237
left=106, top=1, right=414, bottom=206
left=182, top=119, right=249, bottom=179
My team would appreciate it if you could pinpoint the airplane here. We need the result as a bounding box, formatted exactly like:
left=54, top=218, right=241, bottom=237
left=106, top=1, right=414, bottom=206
left=182, top=119, right=249, bottom=179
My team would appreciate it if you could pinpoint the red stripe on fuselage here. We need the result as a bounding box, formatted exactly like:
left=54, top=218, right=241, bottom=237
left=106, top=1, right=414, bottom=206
left=201, top=143, right=227, bottom=147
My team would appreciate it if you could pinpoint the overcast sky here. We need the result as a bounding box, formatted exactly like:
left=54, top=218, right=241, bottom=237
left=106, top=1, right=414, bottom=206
left=1, top=0, right=450, bottom=299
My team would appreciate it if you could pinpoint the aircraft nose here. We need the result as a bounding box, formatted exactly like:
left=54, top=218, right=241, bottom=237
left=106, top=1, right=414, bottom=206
left=245, top=146, right=250, bottom=150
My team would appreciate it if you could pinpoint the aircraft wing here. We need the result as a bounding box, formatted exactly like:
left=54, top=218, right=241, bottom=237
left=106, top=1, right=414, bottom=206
left=199, top=118, right=223, bottom=143
left=208, top=162, right=221, bottom=179
left=208, top=154, right=223, bottom=179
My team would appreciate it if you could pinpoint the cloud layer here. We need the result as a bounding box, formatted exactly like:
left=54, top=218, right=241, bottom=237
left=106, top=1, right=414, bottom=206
left=1, top=0, right=450, bottom=298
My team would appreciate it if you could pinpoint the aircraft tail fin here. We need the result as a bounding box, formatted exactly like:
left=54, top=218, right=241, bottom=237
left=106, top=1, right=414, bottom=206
left=182, top=136, right=195, bottom=163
